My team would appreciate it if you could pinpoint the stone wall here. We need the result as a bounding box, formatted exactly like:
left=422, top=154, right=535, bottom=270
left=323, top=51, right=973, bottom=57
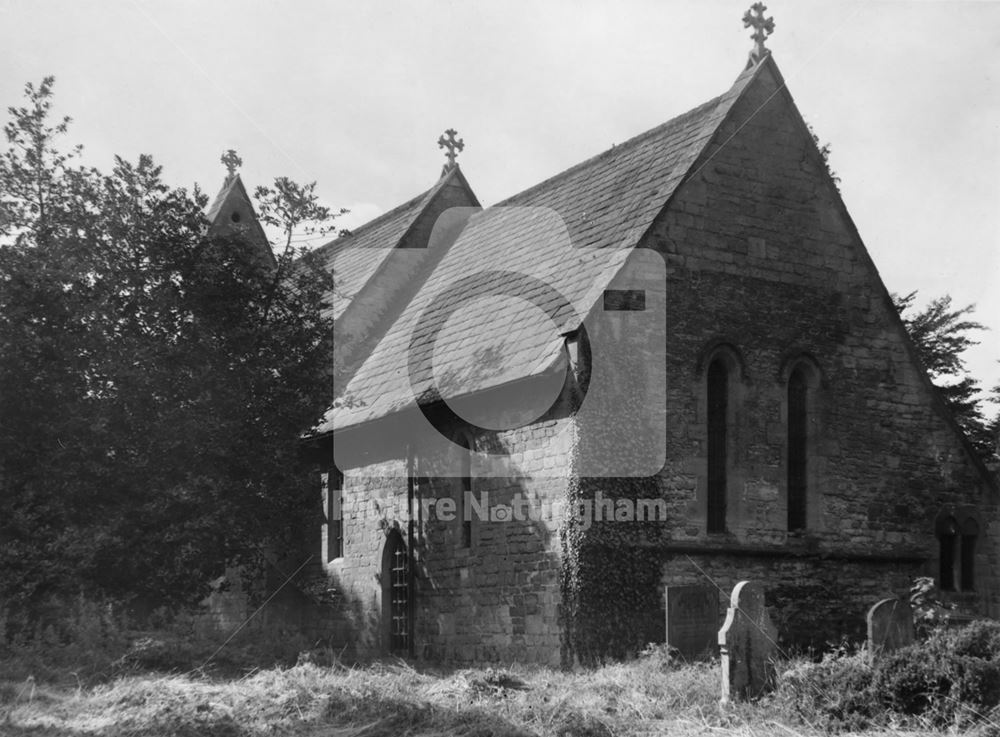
left=659, top=552, right=920, bottom=649
left=327, top=411, right=574, bottom=665
left=614, top=60, right=1000, bottom=646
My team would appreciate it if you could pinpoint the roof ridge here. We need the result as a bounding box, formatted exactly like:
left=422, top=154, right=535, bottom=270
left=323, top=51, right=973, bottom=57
left=316, top=168, right=460, bottom=257
left=492, top=66, right=757, bottom=211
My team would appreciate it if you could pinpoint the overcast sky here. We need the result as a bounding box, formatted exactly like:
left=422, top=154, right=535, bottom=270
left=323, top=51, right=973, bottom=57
left=2, top=0, right=998, bottom=404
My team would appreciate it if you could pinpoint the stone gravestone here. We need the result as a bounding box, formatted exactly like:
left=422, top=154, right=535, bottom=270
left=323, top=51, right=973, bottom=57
left=866, top=597, right=914, bottom=659
left=665, top=585, right=718, bottom=660
left=718, top=580, right=778, bottom=703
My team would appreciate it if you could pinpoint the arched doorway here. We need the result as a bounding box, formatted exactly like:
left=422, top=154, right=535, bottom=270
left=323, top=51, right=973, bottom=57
left=381, top=530, right=410, bottom=654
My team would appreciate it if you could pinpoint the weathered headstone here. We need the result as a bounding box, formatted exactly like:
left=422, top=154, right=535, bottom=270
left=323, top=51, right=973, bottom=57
left=665, top=585, right=718, bottom=660
left=866, top=597, right=914, bottom=659
left=718, top=580, right=777, bottom=703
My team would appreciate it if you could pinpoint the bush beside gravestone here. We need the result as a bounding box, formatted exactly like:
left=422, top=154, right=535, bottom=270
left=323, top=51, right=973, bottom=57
left=779, top=649, right=875, bottom=732
left=777, top=620, right=1000, bottom=732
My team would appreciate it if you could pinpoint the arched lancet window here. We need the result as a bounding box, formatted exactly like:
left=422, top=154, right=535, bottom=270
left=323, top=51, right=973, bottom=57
left=787, top=367, right=809, bottom=531
left=938, top=516, right=958, bottom=591
left=935, top=512, right=980, bottom=593
left=323, top=467, right=343, bottom=562
left=960, top=519, right=979, bottom=591
left=706, top=358, right=729, bottom=533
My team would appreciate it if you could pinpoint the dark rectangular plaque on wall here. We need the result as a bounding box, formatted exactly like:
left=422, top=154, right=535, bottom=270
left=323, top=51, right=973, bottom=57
left=665, top=585, right=719, bottom=660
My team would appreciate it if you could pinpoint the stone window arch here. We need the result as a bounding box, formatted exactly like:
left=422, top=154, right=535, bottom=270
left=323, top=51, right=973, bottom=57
left=780, top=355, right=821, bottom=532
left=937, top=515, right=959, bottom=591
left=936, top=512, right=980, bottom=592
left=961, top=518, right=979, bottom=591
left=697, top=342, right=745, bottom=534
left=322, top=467, right=344, bottom=562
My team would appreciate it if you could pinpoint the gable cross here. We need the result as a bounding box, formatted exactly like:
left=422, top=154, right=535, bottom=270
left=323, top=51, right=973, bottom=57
left=221, top=149, right=243, bottom=178
left=438, top=129, right=464, bottom=173
left=742, top=3, right=775, bottom=66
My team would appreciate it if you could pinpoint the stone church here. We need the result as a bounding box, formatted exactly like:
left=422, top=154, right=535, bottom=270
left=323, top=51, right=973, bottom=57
left=215, top=10, right=998, bottom=664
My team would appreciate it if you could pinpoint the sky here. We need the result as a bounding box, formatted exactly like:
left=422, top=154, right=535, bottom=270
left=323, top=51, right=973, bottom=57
left=2, top=0, right=998, bottom=403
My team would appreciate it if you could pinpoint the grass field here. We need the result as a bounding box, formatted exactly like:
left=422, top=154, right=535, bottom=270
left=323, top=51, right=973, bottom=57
left=2, top=651, right=992, bottom=737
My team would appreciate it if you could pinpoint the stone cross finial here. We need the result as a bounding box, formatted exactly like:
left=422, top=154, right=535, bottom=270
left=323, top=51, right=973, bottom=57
left=742, top=3, right=775, bottom=66
left=438, top=129, right=464, bottom=172
left=221, top=149, right=243, bottom=178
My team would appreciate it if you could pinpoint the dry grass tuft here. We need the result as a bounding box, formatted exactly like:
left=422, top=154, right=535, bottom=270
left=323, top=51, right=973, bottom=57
left=0, top=651, right=977, bottom=736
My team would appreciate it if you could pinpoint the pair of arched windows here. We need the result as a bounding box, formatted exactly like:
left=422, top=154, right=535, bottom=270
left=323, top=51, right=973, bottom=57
left=704, top=349, right=817, bottom=534
left=937, top=514, right=978, bottom=591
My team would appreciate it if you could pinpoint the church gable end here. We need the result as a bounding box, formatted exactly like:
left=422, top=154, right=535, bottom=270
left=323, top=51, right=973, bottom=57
left=636, top=55, right=998, bottom=642
left=205, top=172, right=274, bottom=268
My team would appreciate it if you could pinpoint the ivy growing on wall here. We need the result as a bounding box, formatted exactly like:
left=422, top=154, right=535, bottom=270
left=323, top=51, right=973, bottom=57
left=560, top=474, right=665, bottom=665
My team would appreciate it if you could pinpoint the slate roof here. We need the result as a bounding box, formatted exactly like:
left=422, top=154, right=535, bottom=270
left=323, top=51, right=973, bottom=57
left=323, top=61, right=763, bottom=434
left=206, top=175, right=240, bottom=222
left=319, top=167, right=469, bottom=321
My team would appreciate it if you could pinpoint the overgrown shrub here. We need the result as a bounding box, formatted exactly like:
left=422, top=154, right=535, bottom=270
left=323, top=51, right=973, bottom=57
left=777, top=620, right=1000, bottom=732
left=777, top=647, right=875, bottom=732
left=872, top=645, right=951, bottom=716
left=947, top=618, right=1000, bottom=660
left=1, top=594, right=326, bottom=683
left=0, top=595, right=130, bottom=679
left=910, top=576, right=954, bottom=637
left=950, top=655, right=1000, bottom=712
left=872, top=641, right=1000, bottom=727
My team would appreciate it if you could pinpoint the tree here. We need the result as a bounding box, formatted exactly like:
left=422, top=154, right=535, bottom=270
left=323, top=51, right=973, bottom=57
left=893, top=291, right=998, bottom=464
left=0, top=78, right=337, bottom=614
